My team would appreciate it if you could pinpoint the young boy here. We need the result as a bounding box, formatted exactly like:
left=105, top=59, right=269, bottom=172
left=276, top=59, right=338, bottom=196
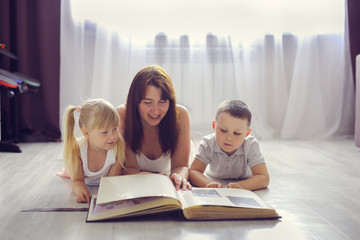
left=189, top=99, right=269, bottom=190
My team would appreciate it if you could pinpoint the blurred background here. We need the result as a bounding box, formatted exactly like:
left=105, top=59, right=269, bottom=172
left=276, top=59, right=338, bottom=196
left=1, top=0, right=359, bottom=147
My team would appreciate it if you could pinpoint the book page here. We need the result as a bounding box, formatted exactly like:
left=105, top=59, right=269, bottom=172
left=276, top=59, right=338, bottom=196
left=92, top=196, right=161, bottom=214
left=178, top=188, right=271, bottom=210
left=96, top=174, right=179, bottom=204
left=87, top=194, right=181, bottom=222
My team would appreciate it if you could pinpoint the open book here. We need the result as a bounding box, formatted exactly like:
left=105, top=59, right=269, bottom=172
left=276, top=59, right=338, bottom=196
left=86, top=174, right=280, bottom=222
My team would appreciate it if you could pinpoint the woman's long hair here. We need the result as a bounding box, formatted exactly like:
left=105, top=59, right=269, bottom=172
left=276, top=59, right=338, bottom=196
left=124, top=65, right=178, bottom=155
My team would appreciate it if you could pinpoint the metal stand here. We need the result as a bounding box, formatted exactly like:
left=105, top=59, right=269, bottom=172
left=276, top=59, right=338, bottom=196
left=0, top=87, right=21, bottom=152
left=0, top=44, right=22, bottom=152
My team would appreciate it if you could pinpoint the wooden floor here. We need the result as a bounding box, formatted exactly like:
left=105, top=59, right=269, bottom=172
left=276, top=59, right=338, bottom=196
left=1, top=138, right=360, bottom=240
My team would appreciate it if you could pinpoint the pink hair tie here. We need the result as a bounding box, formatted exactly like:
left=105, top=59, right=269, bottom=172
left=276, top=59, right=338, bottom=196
left=75, top=106, right=81, bottom=112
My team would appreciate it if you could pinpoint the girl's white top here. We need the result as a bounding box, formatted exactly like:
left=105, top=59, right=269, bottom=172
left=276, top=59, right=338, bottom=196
left=78, top=137, right=116, bottom=185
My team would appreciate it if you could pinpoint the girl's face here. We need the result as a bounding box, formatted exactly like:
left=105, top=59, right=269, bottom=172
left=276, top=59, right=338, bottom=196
left=138, top=85, right=170, bottom=127
left=213, top=112, right=251, bottom=156
left=86, top=126, right=119, bottom=151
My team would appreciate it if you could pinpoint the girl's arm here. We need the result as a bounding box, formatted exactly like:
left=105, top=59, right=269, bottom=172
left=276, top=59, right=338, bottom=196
left=189, top=159, right=223, bottom=188
left=226, top=163, right=269, bottom=190
left=71, top=158, right=91, bottom=203
left=170, top=105, right=191, bottom=190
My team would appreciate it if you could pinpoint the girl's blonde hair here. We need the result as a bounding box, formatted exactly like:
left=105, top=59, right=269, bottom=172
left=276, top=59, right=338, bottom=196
left=62, top=98, right=125, bottom=178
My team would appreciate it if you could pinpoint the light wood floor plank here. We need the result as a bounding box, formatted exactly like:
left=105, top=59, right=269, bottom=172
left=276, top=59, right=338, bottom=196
left=0, top=138, right=359, bottom=239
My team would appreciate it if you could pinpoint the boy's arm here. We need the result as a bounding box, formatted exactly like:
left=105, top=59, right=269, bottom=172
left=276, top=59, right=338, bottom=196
left=189, top=159, right=223, bottom=188
left=227, top=163, right=269, bottom=190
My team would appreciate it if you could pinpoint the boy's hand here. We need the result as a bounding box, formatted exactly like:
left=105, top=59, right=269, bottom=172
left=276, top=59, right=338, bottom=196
left=205, top=182, right=223, bottom=188
left=226, top=182, right=244, bottom=189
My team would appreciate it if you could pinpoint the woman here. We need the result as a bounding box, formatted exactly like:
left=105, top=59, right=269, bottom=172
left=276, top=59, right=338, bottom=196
left=117, top=65, right=192, bottom=190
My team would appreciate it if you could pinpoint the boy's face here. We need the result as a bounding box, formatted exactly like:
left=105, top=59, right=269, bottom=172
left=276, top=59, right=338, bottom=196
left=213, top=112, right=251, bottom=156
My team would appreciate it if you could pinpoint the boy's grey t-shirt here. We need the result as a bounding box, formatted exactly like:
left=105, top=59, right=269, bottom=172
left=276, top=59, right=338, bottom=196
left=195, top=133, right=265, bottom=179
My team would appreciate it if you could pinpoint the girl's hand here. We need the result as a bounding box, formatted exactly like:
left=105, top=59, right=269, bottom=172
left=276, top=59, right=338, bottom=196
left=75, top=189, right=91, bottom=203
left=73, top=184, right=91, bottom=203
left=226, top=182, right=244, bottom=189
left=170, top=173, right=192, bottom=191
left=205, top=182, right=223, bottom=188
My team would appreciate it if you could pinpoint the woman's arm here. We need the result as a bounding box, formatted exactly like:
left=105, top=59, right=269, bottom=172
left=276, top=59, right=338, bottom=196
left=170, top=105, right=192, bottom=190
left=107, top=160, right=123, bottom=176
left=122, top=146, right=141, bottom=174
left=116, top=104, right=140, bottom=175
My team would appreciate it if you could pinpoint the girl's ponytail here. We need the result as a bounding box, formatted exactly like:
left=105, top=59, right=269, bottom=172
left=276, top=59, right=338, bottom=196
left=62, top=106, right=80, bottom=178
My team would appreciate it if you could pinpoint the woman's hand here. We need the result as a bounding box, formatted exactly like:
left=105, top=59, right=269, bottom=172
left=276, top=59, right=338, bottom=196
left=170, top=173, right=192, bottom=191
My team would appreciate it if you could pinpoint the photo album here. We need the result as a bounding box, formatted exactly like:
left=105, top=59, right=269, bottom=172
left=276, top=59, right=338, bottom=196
left=86, top=174, right=281, bottom=222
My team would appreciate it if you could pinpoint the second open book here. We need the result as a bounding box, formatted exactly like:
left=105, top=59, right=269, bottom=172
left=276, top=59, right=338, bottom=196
left=86, top=174, right=281, bottom=222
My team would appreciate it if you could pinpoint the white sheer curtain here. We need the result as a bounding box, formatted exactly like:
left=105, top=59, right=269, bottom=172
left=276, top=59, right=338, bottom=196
left=60, top=0, right=354, bottom=139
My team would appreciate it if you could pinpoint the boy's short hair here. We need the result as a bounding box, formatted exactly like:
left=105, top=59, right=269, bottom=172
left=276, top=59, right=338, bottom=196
left=215, top=99, right=252, bottom=126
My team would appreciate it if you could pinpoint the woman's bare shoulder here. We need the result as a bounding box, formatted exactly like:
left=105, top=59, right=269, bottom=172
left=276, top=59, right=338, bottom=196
left=116, top=104, right=126, bottom=118
left=176, top=104, right=189, bottom=116
left=176, top=104, right=190, bottom=124
left=116, top=104, right=126, bottom=135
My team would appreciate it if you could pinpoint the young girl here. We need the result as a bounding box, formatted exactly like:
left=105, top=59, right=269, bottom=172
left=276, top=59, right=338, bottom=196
left=61, top=98, right=125, bottom=203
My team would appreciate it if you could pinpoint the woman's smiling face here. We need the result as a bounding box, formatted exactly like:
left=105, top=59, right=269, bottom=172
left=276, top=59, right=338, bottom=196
left=138, top=85, right=170, bottom=127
